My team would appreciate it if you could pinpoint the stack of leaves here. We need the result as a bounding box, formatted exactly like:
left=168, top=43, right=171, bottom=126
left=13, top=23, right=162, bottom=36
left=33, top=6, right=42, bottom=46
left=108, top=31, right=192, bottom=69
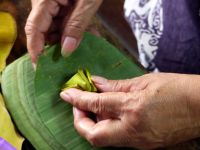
left=1, top=33, right=145, bottom=150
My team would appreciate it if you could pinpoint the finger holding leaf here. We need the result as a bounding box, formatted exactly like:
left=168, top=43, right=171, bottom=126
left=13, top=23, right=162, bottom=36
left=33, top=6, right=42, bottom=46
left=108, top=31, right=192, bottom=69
left=61, top=73, right=200, bottom=149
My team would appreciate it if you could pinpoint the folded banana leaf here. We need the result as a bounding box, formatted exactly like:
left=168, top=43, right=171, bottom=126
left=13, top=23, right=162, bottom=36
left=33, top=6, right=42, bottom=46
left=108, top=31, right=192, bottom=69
left=62, top=69, right=97, bottom=92
left=2, top=33, right=145, bottom=150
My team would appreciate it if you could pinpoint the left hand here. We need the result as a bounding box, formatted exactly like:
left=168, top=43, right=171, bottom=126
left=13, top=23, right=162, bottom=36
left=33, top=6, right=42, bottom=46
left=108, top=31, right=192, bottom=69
left=60, top=73, right=200, bottom=149
left=25, top=0, right=102, bottom=64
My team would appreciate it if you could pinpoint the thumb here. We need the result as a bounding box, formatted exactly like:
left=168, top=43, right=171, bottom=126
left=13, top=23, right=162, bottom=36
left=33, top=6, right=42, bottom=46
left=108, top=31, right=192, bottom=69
left=61, top=0, right=102, bottom=57
left=60, top=88, right=124, bottom=116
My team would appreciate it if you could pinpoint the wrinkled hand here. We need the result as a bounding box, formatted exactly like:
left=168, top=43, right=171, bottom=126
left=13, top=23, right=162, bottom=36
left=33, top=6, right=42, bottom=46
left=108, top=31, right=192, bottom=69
left=60, top=73, right=200, bottom=149
left=25, top=0, right=102, bottom=64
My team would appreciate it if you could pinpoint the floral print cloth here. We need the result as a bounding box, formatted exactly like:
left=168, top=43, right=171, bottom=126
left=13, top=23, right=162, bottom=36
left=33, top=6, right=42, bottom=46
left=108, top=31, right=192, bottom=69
left=124, top=0, right=200, bottom=73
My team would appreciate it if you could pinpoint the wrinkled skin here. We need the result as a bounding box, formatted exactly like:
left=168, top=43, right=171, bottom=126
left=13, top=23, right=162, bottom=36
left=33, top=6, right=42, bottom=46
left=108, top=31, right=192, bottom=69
left=25, top=0, right=102, bottom=64
left=60, top=73, right=200, bottom=149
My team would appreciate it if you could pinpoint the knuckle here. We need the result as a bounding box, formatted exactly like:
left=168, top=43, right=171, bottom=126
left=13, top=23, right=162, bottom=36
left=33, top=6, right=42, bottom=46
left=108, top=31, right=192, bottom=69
left=67, top=19, right=84, bottom=29
left=25, top=21, right=35, bottom=37
left=48, top=0, right=59, bottom=16
left=90, top=96, right=104, bottom=114
left=111, top=80, right=122, bottom=91
left=123, top=92, right=145, bottom=125
left=65, top=20, right=84, bottom=37
left=73, top=97, right=81, bottom=108
left=79, top=94, right=90, bottom=108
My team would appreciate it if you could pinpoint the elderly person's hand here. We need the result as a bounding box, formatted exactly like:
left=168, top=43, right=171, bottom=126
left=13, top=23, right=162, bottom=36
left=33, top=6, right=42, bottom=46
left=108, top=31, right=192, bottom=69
left=25, top=0, right=102, bottom=64
left=60, top=73, right=200, bottom=149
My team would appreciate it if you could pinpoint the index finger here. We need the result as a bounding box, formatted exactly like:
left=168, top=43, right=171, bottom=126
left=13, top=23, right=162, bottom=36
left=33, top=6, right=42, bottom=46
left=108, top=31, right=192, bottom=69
left=60, top=88, right=127, bottom=116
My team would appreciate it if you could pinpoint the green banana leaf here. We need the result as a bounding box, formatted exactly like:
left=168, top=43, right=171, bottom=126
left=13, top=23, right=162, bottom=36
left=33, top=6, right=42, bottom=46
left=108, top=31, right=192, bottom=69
left=2, top=33, right=145, bottom=150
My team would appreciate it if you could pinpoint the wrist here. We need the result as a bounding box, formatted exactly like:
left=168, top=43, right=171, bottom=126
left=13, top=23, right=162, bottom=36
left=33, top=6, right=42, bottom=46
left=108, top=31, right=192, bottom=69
left=164, top=74, right=200, bottom=145
left=180, top=75, right=200, bottom=133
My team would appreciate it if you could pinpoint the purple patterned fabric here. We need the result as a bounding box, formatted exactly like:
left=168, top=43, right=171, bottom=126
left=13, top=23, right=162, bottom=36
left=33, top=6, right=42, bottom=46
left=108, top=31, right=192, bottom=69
left=124, top=0, right=163, bottom=72
left=125, top=0, right=200, bottom=73
left=154, top=0, right=200, bottom=73
left=0, top=137, right=16, bottom=150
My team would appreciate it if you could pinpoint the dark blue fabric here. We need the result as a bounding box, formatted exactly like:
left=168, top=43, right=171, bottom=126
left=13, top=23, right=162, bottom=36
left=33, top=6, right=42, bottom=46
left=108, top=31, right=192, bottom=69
left=154, top=0, right=200, bottom=74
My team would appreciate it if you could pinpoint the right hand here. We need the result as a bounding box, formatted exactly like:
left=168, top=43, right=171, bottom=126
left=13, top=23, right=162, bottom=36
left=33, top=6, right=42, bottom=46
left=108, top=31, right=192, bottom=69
left=61, top=73, right=200, bottom=149
left=25, top=0, right=102, bottom=64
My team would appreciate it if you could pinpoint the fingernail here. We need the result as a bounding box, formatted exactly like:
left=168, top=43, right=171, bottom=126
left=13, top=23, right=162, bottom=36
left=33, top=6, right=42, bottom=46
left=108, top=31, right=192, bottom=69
left=61, top=36, right=77, bottom=57
left=91, top=76, right=107, bottom=85
left=60, top=91, right=72, bottom=103
left=73, top=107, right=77, bottom=116
left=32, top=63, right=36, bottom=71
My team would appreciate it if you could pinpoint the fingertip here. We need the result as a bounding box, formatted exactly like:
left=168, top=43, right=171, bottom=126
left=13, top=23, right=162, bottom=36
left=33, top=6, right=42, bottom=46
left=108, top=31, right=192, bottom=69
left=91, top=76, right=110, bottom=92
left=29, top=54, right=38, bottom=70
left=62, top=88, right=82, bottom=95
left=60, top=88, right=82, bottom=103
left=27, top=39, right=43, bottom=66
left=91, top=76, right=107, bottom=85
left=73, top=107, right=88, bottom=121
left=60, top=91, right=72, bottom=103
left=61, top=36, right=78, bottom=57
left=60, top=91, right=65, bottom=98
left=73, top=107, right=96, bottom=139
